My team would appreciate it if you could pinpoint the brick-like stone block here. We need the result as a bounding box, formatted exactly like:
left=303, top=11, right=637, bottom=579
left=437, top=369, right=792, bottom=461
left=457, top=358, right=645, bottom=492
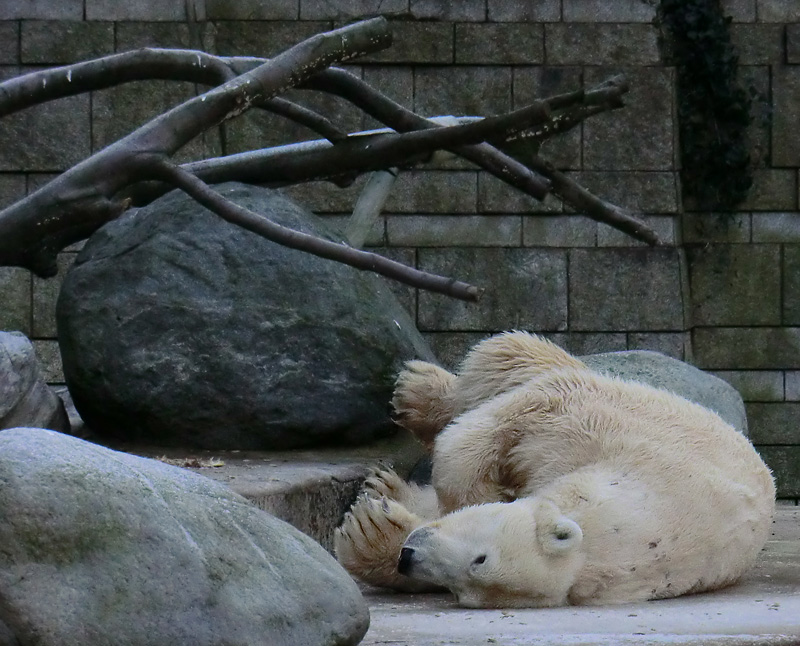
left=570, top=171, right=680, bottom=214
left=0, top=268, right=31, bottom=335
left=21, top=21, right=114, bottom=64
left=687, top=244, right=781, bottom=326
left=32, top=339, right=62, bottom=384
left=91, top=81, right=210, bottom=162
left=523, top=215, right=597, bottom=247
left=86, top=0, right=195, bottom=20
left=362, top=66, right=413, bottom=129
left=721, top=0, right=756, bottom=21
left=323, top=213, right=385, bottom=246
left=729, top=24, right=784, bottom=64
left=569, top=248, right=687, bottom=331
left=384, top=171, right=477, bottom=214
left=597, top=216, right=677, bottom=247
left=757, top=446, right=800, bottom=498
left=584, top=67, right=675, bottom=171
left=300, top=0, right=407, bottom=20
left=0, top=0, right=82, bottom=20
left=417, top=248, right=568, bottom=332
left=627, top=332, right=689, bottom=360
left=478, top=172, right=562, bottom=214
left=562, top=0, right=656, bottom=22
left=280, top=178, right=366, bottom=214
left=213, top=21, right=331, bottom=57
left=32, top=253, right=75, bottom=338
left=693, top=327, right=800, bottom=369
left=0, top=174, right=26, bottom=209
left=547, top=332, right=627, bottom=355
left=415, top=66, right=511, bottom=117
left=423, top=331, right=489, bottom=369
left=756, top=0, right=800, bottom=22
left=456, top=23, right=544, bottom=64
left=752, top=213, right=800, bottom=243
left=513, top=66, right=582, bottom=169
left=0, top=94, right=91, bottom=171
left=545, top=24, right=660, bottom=66
left=488, top=0, right=560, bottom=22
left=410, top=0, right=485, bottom=21
left=740, top=170, right=797, bottom=210
left=0, top=21, right=19, bottom=63
left=363, top=21, right=453, bottom=64
left=748, top=403, right=800, bottom=443
left=786, top=371, right=800, bottom=400
left=682, top=213, right=751, bottom=244
left=116, top=22, right=205, bottom=50
left=789, top=24, right=800, bottom=64
left=738, top=65, right=771, bottom=168
left=207, top=0, right=298, bottom=19
left=783, top=245, right=800, bottom=325
left=713, top=371, right=784, bottom=402
left=386, top=215, right=521, bottom=247
left=772, top=67, right=800, bottom=168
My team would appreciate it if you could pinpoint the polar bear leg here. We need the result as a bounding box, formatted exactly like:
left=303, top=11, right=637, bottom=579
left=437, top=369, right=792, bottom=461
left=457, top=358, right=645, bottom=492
left=336, top=470, right=441, bottom=591
left=392, top=361, right=457, bottom=448
left=456, top=331, right=587, bottom=410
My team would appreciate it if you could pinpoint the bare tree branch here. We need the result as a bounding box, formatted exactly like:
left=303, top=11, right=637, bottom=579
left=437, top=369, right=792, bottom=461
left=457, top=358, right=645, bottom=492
left=151, top=160, right=483, bottom=301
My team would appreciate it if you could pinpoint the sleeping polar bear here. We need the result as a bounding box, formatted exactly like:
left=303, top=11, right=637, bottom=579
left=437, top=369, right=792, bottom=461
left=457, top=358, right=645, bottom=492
left=335, top=332, right=775, bottom=608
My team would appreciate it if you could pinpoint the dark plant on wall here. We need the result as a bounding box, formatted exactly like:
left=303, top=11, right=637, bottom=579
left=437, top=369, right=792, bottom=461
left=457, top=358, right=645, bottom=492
left=657, top=0, right=754, bottom=210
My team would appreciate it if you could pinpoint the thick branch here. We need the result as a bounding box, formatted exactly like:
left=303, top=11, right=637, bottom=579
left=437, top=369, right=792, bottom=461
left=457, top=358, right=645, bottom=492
left=152, top=161, right=482, bottom=302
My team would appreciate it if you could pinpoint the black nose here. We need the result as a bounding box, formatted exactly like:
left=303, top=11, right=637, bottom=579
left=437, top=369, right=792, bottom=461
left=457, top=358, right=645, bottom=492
left=397, top=547, right=414, bottom=575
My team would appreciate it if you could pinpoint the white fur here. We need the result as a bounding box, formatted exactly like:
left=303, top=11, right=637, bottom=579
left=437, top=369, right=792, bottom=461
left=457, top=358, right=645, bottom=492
left=335, top=332, right=775, bottom=607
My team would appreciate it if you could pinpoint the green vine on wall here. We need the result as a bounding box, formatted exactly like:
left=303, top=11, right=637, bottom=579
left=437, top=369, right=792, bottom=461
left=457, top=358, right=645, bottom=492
left=656, top=0, right=754, bottom=210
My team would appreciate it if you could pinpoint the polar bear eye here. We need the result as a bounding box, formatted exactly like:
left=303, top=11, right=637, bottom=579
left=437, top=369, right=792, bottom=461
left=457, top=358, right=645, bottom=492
left=472, top=554, right=487, bottom=565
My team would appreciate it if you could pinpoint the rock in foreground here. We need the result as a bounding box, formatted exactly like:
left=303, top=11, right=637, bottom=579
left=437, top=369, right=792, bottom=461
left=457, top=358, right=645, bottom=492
left=57, top=183, right=433, bottom=449
left=0, top=428, right=369, bottom=646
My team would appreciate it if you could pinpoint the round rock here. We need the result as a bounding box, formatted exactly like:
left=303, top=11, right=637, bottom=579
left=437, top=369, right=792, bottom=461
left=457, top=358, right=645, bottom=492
left=57, top=183, right=434, bottom=449
left=0, top=428, right=369, bottom=646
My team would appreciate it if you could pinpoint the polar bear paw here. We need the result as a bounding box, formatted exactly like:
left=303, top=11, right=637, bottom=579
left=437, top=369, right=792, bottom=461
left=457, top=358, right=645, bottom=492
left=335, top=491, right=438, bottom=592
left=392, top=361, right=457, bottom=447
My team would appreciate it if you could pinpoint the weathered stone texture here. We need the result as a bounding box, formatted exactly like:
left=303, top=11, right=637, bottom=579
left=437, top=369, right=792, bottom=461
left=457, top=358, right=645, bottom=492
left=782, top=245, right=800, bottom=324
left=687, top=244, right=781, bottom=326
left=0, top=22, right=19, bottom=63
left=548, top=332, right=628, bottom=355
left=741, top=170, right=798, bottom=210
left=627, top=332, right=689, bottom=360
left=115, top=21, right=206, bottom=49
left=739, top=65, right=772, bottom=168
left=384, top=170, right=477, bottom=214
left=693, top=328, right=800, bottom=369
left=21, top=21, right=114, bottom=64
left=414, top=66, right=512, bottom=117
left=752, top=213, right=800, bottom=242
left=570, top=172, right=679, bottom=213
left=362, top=66, right=413, bottom=128
left=0, top=95, right=90, bottom=171
left=0, top=269, right=31, bottom=335
left=523, top=216, right=597, bottom=247
left=213, top=20, right=330, bottom=57
left=0, top=175, right=25, bottom=209
left=772, top=67, right=800, bottom=168
left=281, top=178, right=366, bottom=214
left=562, top=0, right=656, bottom=22
left=410, top=0, right=485, bottom=21
left=386, top=215, right=520, bottom=247
left=417, top=248, right=568, bottom=331
left=786, top=371, right=800, bottom=400
left=363, top=21, right=453, bottom=64
left=206, top=0, right=298, bottom=19
left=0, top=0, right=82, bottom=19
left=478, top=172, right=562, bottom=214
left=729, top=24, right=784, bottom=64
left=456, top=23, right=544, bottom=64
left=32, top=340, right=63, bottom=383
left=722, top=0, right=756, bottom=21
left=788, top=24, right=800, bottom=64
left=569, top=248, right=687, bottom=331
left=682, top=214, right=752, bottom=244
left=86, top=0, right=199, bottom=20
left=487, top=0, right=560, bottom=22
left=756, top=446, right=800, bottom=498
left=597, top=216, right=676, bottom=247
left=545, top=24, right=660, bottom=65
left=747, top=404, right=799, bottom=443
left=756, top=0, right=800, bottom=22
left=713, top=371, right=785, bottom=402
left=32, top=254, right=75, bottom=338
left=300, top=0, right=407, bottom=19
left=583, top=67, right=675, bottom=171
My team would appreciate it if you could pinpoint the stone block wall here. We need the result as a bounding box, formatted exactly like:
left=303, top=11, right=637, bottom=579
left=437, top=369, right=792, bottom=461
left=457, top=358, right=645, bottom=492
left=1, top=0, right=799, bottom=497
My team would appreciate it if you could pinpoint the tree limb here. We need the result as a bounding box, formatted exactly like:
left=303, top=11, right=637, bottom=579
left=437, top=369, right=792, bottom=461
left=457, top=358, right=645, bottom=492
left=151, top=160, right=482, bottom=301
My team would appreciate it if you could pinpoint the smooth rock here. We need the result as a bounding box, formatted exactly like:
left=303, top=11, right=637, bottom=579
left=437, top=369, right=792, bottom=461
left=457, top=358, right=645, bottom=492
left=0, top=331, right=68, bottom=433
left=582, top=350, right=748, bottom=435
left=0, top=428, right=369, bottom=646
left=57, top=183, right=434, bottom=450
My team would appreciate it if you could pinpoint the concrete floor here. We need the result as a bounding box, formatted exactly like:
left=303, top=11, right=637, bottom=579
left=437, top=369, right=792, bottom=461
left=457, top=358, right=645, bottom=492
left=360, top=506, right=800, bottom=646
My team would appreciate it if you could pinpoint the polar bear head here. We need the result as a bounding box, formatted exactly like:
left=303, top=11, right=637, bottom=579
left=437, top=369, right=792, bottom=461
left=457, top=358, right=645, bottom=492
left=397, top=498, right=584, bottom=608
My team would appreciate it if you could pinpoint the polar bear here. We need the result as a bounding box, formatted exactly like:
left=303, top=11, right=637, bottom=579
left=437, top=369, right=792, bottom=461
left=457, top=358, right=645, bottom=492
left=335, top=332, right=775, bottom=607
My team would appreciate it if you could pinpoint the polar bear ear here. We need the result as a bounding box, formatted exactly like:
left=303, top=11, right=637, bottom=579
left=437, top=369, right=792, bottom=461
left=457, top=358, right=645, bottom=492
left=534, top=501, right=583, bottom=555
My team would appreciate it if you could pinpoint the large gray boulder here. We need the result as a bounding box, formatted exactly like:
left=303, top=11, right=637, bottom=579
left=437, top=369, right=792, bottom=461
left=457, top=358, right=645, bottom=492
left=0, top=331, right=68, bottom=433
left=57, top=183, right=434, bottom=450
left=582, top=350, right=748, bottom=435
left=0, top=428, right=369, bottom=646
